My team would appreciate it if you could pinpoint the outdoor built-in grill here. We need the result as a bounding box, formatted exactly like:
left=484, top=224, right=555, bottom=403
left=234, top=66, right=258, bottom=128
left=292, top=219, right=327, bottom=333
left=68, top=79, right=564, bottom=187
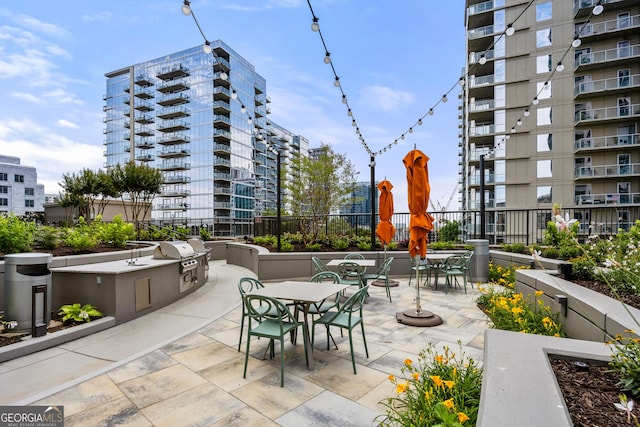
left=153, top=241, right=199, bottom=292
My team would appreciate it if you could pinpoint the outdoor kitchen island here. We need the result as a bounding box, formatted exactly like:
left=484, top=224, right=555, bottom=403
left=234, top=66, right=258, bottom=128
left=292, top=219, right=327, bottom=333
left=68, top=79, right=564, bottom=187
left=51, top=241, right=210, bottom=324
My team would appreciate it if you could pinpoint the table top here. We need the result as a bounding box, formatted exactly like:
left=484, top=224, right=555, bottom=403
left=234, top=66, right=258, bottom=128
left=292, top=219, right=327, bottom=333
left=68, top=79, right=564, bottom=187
left=250, top=281, right=349, bottom=303
left=326, top=259, right=377, bottom=267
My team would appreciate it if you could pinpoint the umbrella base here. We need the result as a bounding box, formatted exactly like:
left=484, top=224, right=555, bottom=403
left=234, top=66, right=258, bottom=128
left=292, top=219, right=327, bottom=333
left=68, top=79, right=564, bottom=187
left=371, top=279, right=399, bottom=288
left=396, top=309, right=443, bottom=327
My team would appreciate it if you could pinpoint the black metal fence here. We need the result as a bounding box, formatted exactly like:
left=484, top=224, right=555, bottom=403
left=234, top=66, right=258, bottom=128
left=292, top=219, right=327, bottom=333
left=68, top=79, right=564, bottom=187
left=254, top=206, right=640, bottom=245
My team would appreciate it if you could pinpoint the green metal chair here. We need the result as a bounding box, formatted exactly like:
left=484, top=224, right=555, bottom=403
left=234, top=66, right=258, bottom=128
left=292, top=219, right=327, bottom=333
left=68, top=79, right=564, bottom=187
left=305, top=271, right=342, bottom=319
left=337, top=261, right=365, bottom=290
left=242, top=294, right=308, bottom=387
left=237, top=277, right=270, bottom=351
left=362, top=257, right=395, bottom=302
left=344, top=253, right=368, bottom=275
left=312, top=285, right=370, bottom=374
left=312, top=257, right=329, bottom=274
left=462, top=250, right=474, bottom=286
left=444, top=255, right=468, bottom=294
left=408, top=256, right=429, bottom=287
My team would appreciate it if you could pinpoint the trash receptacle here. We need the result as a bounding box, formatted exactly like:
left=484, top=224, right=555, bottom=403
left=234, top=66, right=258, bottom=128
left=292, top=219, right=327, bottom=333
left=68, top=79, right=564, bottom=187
left=4, top=253, right=53, bottom=336
left=465, top=239, right=489, bottom=283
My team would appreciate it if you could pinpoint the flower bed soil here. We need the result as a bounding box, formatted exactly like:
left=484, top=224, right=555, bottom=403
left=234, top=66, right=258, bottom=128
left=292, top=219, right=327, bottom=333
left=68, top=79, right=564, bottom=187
left=551, top=358, right=635, bottom=426
left=0, top=312, right=87, bottom=348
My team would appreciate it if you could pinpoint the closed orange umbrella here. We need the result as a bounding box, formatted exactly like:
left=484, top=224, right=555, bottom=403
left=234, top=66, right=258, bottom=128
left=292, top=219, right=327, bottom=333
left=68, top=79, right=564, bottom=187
left=375, top=180, right=396, bottom=246
left=403, top=149, right=434, bottom=259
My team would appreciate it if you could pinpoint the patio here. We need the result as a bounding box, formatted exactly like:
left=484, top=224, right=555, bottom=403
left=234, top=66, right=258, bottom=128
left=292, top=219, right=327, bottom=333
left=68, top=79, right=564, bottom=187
left=26, top=270, right=487, bottom=426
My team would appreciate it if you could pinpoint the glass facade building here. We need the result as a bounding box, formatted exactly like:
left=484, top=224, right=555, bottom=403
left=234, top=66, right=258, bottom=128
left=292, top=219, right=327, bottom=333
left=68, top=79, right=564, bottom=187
left=104, top=42, right=307, bottom=236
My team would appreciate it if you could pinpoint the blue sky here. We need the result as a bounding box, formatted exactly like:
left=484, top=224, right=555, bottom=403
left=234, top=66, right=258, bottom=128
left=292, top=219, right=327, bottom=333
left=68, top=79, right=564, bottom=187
left=0, top=1, right=465, bottom=213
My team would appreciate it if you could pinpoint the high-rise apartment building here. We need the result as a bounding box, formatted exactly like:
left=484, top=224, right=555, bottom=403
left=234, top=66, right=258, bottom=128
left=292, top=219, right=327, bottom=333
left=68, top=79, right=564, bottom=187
left=104, top=42, right=306, bottom=236
left=0, top=155, right=45, bottom=216
left=461, top=0, right=639, bottom=242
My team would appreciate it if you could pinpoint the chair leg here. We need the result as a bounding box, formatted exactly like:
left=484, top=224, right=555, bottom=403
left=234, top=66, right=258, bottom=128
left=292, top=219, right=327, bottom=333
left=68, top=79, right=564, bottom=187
left=385, top=278, right=392, bottom=303
left=243, top=334, right=251, bottom=379
left=238, top=311, right=245, bottom=352
left=361, top=322, right=369, bottom=358
left=348, top=327, right=356, bottom=375
left=279, top=337, right=285, bottom=387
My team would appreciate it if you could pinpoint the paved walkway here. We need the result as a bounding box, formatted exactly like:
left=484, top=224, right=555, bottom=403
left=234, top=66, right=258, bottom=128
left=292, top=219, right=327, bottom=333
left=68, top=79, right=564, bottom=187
left=1, top=260, right=489, bottom=426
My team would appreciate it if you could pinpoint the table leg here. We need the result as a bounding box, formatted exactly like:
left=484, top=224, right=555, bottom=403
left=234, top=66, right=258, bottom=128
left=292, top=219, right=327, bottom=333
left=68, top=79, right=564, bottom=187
left=301, top=303, right=313, bottom=369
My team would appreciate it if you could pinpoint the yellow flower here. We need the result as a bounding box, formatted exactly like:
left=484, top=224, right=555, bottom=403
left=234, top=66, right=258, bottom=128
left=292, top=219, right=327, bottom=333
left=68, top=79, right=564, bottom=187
left=511, top=307, right=523, bottom=315
left=430, top=375, right=443, bottom=387
left=388, top=374, right=395, bottom=382
left=404, top=358, right=412, bottom=366
left=535, top=290, right=544, bottom=296
left=412, top=372, right=420, bottom=381
left=444, top=380, right=456, bottom=389
left=435, top=355, right=444, bottom=363
left=442, top=398, right=455, bottom=410
left=425, top=388, right=432, bottom=400
left=458, top=412, right=470, bottom=423
left=396, top=383, right=407, bottom=393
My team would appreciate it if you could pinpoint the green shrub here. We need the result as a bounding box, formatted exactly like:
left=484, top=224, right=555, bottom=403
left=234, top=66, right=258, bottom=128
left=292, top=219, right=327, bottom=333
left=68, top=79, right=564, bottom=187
left=331, top=238, right=350, bottom=250
left=0, top=214, right=35, bottom=254
left=438, top=219, right=461, bottom=243
left=305, top=242, right=322, bottom=251
left=98, top=215, right=135, bottom=248
left=387, top=241, right=398, bottom=250
left=280, top=241, right=294, bottom=251
left=63, top=217, right=99, bottom=251
left=33, top=226, right=61, bottom=250
left=356, top=240, right=371, bottom=251
left=199, top=227, right=211, bottom=241
left=429, top=241, right=454, bottom=251
left=558, top=244, right=582, bottom=260
left=500, top=243, right=527, bottom=254
left=541, top=247, right=559, bottom=259
left=609, top=333, right=640, bottom=399
left=569, top=256, right=596, bottom=280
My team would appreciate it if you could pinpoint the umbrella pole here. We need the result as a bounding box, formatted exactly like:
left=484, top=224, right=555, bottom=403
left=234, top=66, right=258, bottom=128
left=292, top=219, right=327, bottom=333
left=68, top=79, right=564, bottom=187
left=414, top=254, right=422, bottom=314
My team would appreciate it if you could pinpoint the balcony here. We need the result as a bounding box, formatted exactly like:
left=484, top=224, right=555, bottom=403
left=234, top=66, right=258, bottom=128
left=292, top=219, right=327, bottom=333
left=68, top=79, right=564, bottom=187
left=469, top=123, right=497, bottom=136
left=575, top=73, right=640, bottom=98
left=158, top=161, right=190, bottom=171
left=469, top=49, right=496, bottom=64
left=213, top=100, right=231, bottom=114
left=213, top=86, right=231, bottom=100
left=157, top=133, right=190, bottom=145
left=157, top=92, right=189, bottom=107
left=156, top=64, right=189, bottom=81
left=135, top=154, right=154, bottom=162
left=254, top=95, right=264, bottom=106
left=576, top=192, right=640, bottom=205
left=134, top=114, right=154, bottom=124
left=213, top=129, right=231, bottom=143
left=213, top=115, right=231, bottom=126
left=158, top=148, right=190, bottom=158
left=156, top=105, right=189, bottom=120
left=469, top=99, right=495, bottom=112
left=468, top=0, right=502, bottom=15
left=157, top=119, right=189, bottom=133
left=161, top=189, right=191, bottom=198
left=157, top=81, right=189, bottom=94
left=156, top=202, right=189, bottom=211
left=574, top=44, right=640, bottom=71
left=214, top=186, right=231, bottom=194
left=573, top=0, right=626, bottom=18
left=467, top=24, right=498, bottom=40
left=575, top=103, right=640, bottom=124
left=134, top=127, right=154, bottom=137
left=134, top=100, right=154, bottom=112
left=134, top=74, right=153, bottom=87
left=213, top=158, right=231, bottom=168
left=214, top=143, right=231, bottom=154
left=135, top=139, right=154, bottom=149
left=469, top=173, right=496, bottom=186
left=213, top=56, right=230, bottom=71
left=133, top=88, right=154, bottom=99
left=577, top=14, right=640, bottom=39
left=469, top=74, right=494, bottom=88
left=163, top=175, right=190, bottom=184
left=575, top=133, right=639, bottom=151
left=214, top=172, right=231, bottom=181
left=574, top=163, right=640, bottom=179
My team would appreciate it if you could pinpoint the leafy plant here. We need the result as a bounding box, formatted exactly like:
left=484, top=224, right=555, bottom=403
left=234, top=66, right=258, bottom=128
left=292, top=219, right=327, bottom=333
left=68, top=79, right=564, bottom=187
left=429, top=241, right=454, bottom=251
left=63, top=217, right=99, bottom=251
left=58, top=303, right=103, bottom=323
left=570, top=256, right=596, bottom=280
left=438, top=219, right=461, bottom=243
left=32, top=225, right=62, bottom=250
left=199, top=227, right=211, bottom=241
left=609, top=332, right=640, bottom=399
left=97, top=215, right=135, bottom=248
left=331, top=237, right=350, bottom=250
left=0, top=214, right=35, bottom=255
left=305, top=242, right=321, bottom=251
left=377, top=342, right=482, bottom=426
left=500, top=243, right=528, bottom=254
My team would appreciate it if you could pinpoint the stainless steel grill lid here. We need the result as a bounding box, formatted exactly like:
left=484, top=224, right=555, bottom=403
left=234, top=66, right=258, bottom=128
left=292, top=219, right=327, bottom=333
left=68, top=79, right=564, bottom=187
left=153, top=241, right=196, bottom=260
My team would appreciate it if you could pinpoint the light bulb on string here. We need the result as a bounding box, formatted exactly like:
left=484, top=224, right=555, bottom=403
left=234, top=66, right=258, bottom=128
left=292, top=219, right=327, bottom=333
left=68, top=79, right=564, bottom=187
left=458, top=77, right=465, bottom=86
left=351, top=119, right=356, bottom=126
left=231, top=90, right=237, bottom=100
left=478, top=56, right=487, bottom=65
left=505, top=134, right=511, bottom=140
left=248, top=117, right=252, bottom=125
left=311, top=17, right=319, bottom=31
left=505, top=24, right=515, bottom=36
left=418, top=119, right=423, bottom=125
left=241, top=105, right=246, bottom=114
left=572, top=38, right=582, bottom=48
left=593, top=4, right=603, bottom=15
left=203, top=41, right=212, bottom=54
left=334, top=77, right=340, bottom=87
left=511, top=127, right=516, bottom=133
left=532, top=97, right=539, bottom=105
left=220, top=72, right=228, bottom=81
left=517, top=119, right=523, bottom=126
left=356, top=128, right=360, bottom=134
left=323, top=52, right=331, bottom=64
left=524, top=109, right=530, bottom=117
left=341, top=95, right=347, bottom=104
left=556, top=62, right=564, bottom=72
left=428, top=109, right=434, bottom=115
left=409, top=127, right=413, bottom=133
left=401, top=134, right=405, bottom=140
left=347, top=109, right=352, bottom=117
left=442, top=94, right=447, bottom=103
left=181, top=0, right=191, bottom=15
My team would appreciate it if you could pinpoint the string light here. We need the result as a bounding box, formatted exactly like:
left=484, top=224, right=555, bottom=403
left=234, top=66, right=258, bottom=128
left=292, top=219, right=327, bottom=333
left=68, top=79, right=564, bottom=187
left=442, top=94, right=448, bottom=103
left=181, top=0, right=191, bottom=16
left=505, top=24, right=515, bottom=36
left=311, top=17, right=320, bottom=31
left=333, top=76, right=340, bottom=87
left=572, top=38, right=582, bottom=48
left=524, top=109, right=530, bottom=117
left=203, top=41, right=212, bottom=54
left=556, top=62, right=564, bottom=72
left=323, top=52, right=331, bottom=64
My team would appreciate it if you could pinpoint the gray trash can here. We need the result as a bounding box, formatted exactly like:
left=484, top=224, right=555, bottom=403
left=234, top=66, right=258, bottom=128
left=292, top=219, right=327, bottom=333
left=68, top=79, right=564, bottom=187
left=465, top=239, right=489, bottom=283
left=4, top=253, right=53, bottom=336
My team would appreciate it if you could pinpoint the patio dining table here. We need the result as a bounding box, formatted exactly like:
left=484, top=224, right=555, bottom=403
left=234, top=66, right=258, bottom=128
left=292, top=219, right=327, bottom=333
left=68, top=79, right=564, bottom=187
left=326, top=258, right=377, bottom=267
left=250, top=280, right=349, bottom=370
left=423, top=253, right=457, bottom=287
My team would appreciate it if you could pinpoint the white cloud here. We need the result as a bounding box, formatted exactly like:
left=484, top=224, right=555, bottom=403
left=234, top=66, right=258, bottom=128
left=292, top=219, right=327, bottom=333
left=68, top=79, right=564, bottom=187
left=0, top=118, right=103, bottom=194
left=13, top=14, right=69, bottom=38
left=11, top=91, right=44, bottom=103
left=359, top=85, right=415, bottom=112
left=220, top=0, right=301, bottom=11
left=81, top=11, right=113, bottom=23
left=56, top=119, right=78, bottom=129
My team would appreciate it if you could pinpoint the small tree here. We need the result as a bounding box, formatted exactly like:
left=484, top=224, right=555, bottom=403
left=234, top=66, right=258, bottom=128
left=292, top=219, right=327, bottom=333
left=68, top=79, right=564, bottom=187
left=109, top=161, right=163, bottom=230
left=284, top=143, right=357, bottom=243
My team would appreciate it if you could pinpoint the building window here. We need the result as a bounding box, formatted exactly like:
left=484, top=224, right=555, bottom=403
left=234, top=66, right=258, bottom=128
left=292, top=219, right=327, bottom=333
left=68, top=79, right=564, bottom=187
left=537, top=134, right=552, bottom=152
left=536, top=55, right=551, bottom=73
left=0, top=173, right=7, bottom=181
left=536, top=2, right=552, bottom=21
left=575, top=184, right=592, bottom=205
left=25, top=188, right=34, bottom=196
left=537, top=160, right=552, bottom=178
left=25, top=200, right=34, bottom=208
left=0, top=186, right=7, bottom=194
left=0, top=198, right=7, bottom=206
left=14, top=175, right=24, bottom=183
left=537, top=186, right=552, bottom=203
left=537, top=212, right=552, bottom=230
left=536, top=28, right=552, bottom=48
left=495, top=185, right=506, bottom=207
left=537, top=107, right=552, bottom=126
